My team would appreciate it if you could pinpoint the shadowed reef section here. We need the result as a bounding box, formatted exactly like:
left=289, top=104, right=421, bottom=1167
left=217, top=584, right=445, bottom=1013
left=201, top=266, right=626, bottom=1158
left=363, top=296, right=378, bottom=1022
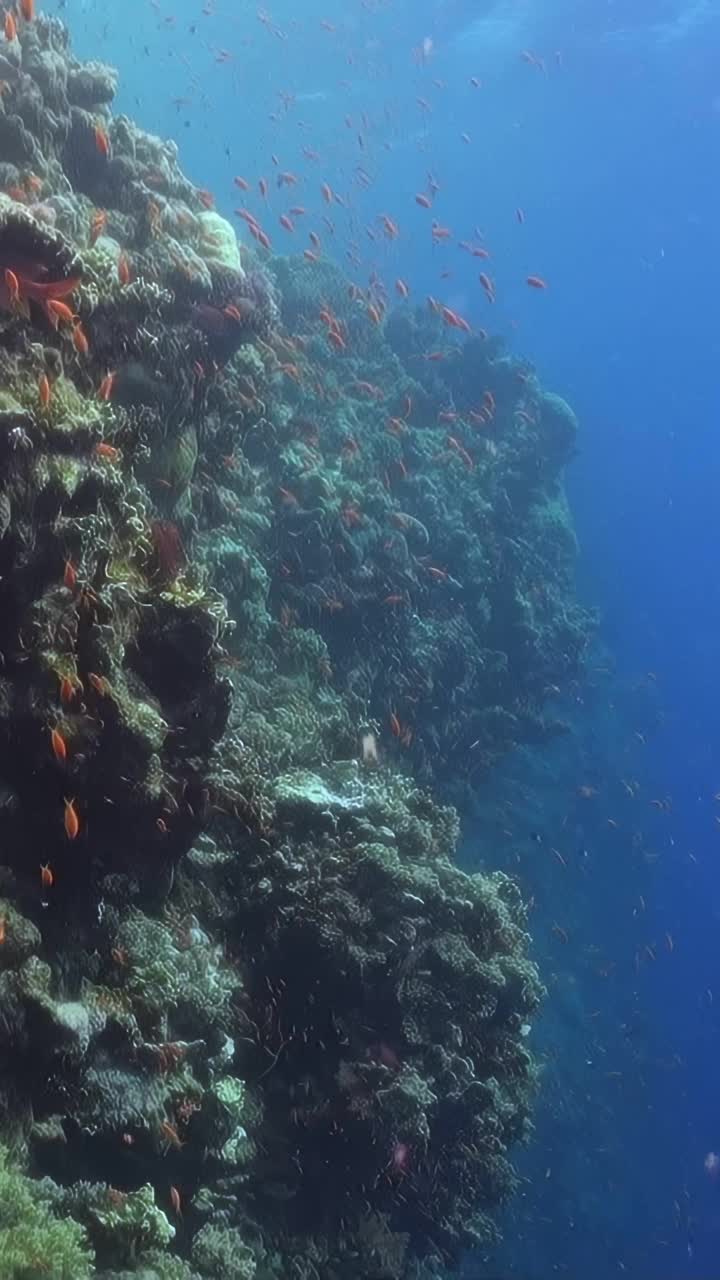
left=0, top=9, right=589, bottom=1280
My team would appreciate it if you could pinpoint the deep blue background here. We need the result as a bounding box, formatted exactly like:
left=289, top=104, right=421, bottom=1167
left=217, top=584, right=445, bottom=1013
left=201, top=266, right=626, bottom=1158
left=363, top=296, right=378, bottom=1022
left=59, top=0, right=720, bottom=1273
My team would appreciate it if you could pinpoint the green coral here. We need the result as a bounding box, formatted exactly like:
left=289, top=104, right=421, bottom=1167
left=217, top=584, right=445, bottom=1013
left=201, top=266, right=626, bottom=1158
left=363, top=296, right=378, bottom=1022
left=192, top=1223, right=256, bottom=1280
left=117, top=910, right=241, bottom=1038
left=0, top=1147, right=93, bottom=1280
left=88, top=1183, right=175, bottom=1262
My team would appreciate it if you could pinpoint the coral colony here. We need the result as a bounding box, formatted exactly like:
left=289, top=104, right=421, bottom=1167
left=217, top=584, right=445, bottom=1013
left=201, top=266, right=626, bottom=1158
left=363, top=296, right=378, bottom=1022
left=0, top=7, right=590, bottom=1279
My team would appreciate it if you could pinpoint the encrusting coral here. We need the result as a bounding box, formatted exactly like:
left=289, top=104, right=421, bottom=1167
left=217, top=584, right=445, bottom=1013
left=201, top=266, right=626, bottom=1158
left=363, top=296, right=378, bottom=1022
left=0, top=7, right=589, bottom=1280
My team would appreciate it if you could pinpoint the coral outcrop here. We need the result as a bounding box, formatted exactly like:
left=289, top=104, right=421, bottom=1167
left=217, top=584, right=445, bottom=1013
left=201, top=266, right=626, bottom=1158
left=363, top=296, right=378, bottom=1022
left=0, top=8, right=589, bottom=1280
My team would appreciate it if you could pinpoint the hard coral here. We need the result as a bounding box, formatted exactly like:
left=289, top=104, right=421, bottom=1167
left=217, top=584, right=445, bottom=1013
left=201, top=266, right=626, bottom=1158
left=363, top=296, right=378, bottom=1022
left=214, top=764, right=543, bottom=1270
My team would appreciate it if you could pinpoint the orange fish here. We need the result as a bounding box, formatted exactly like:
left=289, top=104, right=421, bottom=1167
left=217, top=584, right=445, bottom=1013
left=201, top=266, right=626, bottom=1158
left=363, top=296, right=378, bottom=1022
left=98, top=371, right=116, bottom=401
left=0, top=917, right=5, bottom=945
left=89, top=209, right=107, bottom=245
left=46, top=299, right=76, bottom=327
left=88, top=672, right=109, bottom=696
left=160, top=1121, right=183, bottom=1151
left=59, top=675, right=79, bottom=705
left=94, top=125, right=110, bottom=157
left=279, top=213, right=294, bottom=232
left=170, top=1186, right=182, bottom=1216
left=50, top=727, right=67, bottom=762
left=94, top=442, right=120, bottom=462
left=233, top=176, right=249, bottom=190
left=63, top=797, right=80, bottom=840
left=63, top=559, right=77, bottom=590
left=395, top=279, right=409, bottom=299
left=72, top=321, right=89, bottom=355
left=389, top=712, right=402, bottom=737
left=415, top=193, right=432, bottom=208
left=40, top=863, right=54, bottom=889
left=117, top=253, right=131, bottom=285
left=320, top=181, right=333, bottom=203
left=258, top=177, right=268, bottom=198
left=38, top=373, right=51, bottom=408
left=4, top=12, right=16, bottom=41
left=19, top=0, right=34, bottom=19
left=4, top=268, right=19, bottom=305
left=526, top=275, right=547, bottom=289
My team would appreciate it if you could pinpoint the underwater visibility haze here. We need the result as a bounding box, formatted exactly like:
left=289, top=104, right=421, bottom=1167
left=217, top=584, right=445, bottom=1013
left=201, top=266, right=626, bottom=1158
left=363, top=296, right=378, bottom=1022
left=0, top=0, right=717, bottom=1277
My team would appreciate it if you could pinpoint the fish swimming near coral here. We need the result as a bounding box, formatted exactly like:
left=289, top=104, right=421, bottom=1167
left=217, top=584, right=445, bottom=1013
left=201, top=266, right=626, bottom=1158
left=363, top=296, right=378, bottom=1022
left=0, top=262, right=80, bottom=323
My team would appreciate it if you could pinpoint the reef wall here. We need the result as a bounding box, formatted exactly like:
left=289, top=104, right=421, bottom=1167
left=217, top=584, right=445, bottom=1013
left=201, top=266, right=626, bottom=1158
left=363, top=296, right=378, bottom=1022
left=0, top=9, right=590, bottom=1280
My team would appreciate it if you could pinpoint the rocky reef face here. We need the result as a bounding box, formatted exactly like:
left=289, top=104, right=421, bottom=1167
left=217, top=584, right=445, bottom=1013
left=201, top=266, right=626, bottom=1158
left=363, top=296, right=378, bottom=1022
left=0, top=10, right=587, bottom=1280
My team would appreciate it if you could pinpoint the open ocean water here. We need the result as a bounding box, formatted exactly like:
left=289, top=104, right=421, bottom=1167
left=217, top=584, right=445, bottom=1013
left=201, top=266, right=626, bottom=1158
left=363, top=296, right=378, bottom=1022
left=1, top=0, right=718, bottom=1277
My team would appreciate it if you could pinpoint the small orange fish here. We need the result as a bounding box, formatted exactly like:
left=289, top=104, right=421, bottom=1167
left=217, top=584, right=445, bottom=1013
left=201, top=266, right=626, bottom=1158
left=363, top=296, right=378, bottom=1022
left=98, top=371, right=116, bottom=401
left=72, top=321, right=89, bottom=355
left=19, top=0, right=34, bottom=19
left=117, top=253, right=132, bottom=285
left=4, top=268, right=19, bottom=305
left=526, top=275, right=547, bottom=290
left=89, top=209, right=107, bottom=245
left=40, top=862, right=53, bottom=889
left=94, top=125, right=110, bottom=157
left=4, top=12, right=16, bottom=41
left=415, top=193, right=432, bottom=208
left=159, top=1120, right=183, bottom=1151
left=63, top=797, right=80, bottom=840
left=320, top=181, right=333, bottom=203
left=94, top=442, right=120, bottom=462
left=38, top=373, right=51, bottom=408
left=63, top=559, right=77, bottom=590
left=46, top=299, right=76, bottom=327
left=50, top=727, right=67, bottom=763
left=170, top=1186, right=182, bottom=1216
left=233, top=176, right=249, bottom=190
left=395, top=278, right=409, bottom=299
left=279, top=213, right=294, bottom=232
left=389, top=712, right=402, bottom=737
left=88, top=672, right=109, bottom=696
left=0, top=917, right=5, bottom=945
left=59, top=676, right=73, bottom=705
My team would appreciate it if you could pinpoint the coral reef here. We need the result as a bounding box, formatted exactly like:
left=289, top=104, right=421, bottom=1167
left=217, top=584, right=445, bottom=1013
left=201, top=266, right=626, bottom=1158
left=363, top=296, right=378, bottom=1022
left=0, top=8, right=590, bottom=1280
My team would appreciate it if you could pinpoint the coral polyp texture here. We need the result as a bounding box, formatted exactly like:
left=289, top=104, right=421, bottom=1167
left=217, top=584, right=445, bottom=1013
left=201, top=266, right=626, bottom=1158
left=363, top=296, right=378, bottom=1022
left=0, top=10, right=588, bottom=1280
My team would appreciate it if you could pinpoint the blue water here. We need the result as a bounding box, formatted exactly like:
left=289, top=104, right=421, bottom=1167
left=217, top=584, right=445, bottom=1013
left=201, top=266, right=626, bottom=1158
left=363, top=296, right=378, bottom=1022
left=63, top=0, right=720, bottom=1274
